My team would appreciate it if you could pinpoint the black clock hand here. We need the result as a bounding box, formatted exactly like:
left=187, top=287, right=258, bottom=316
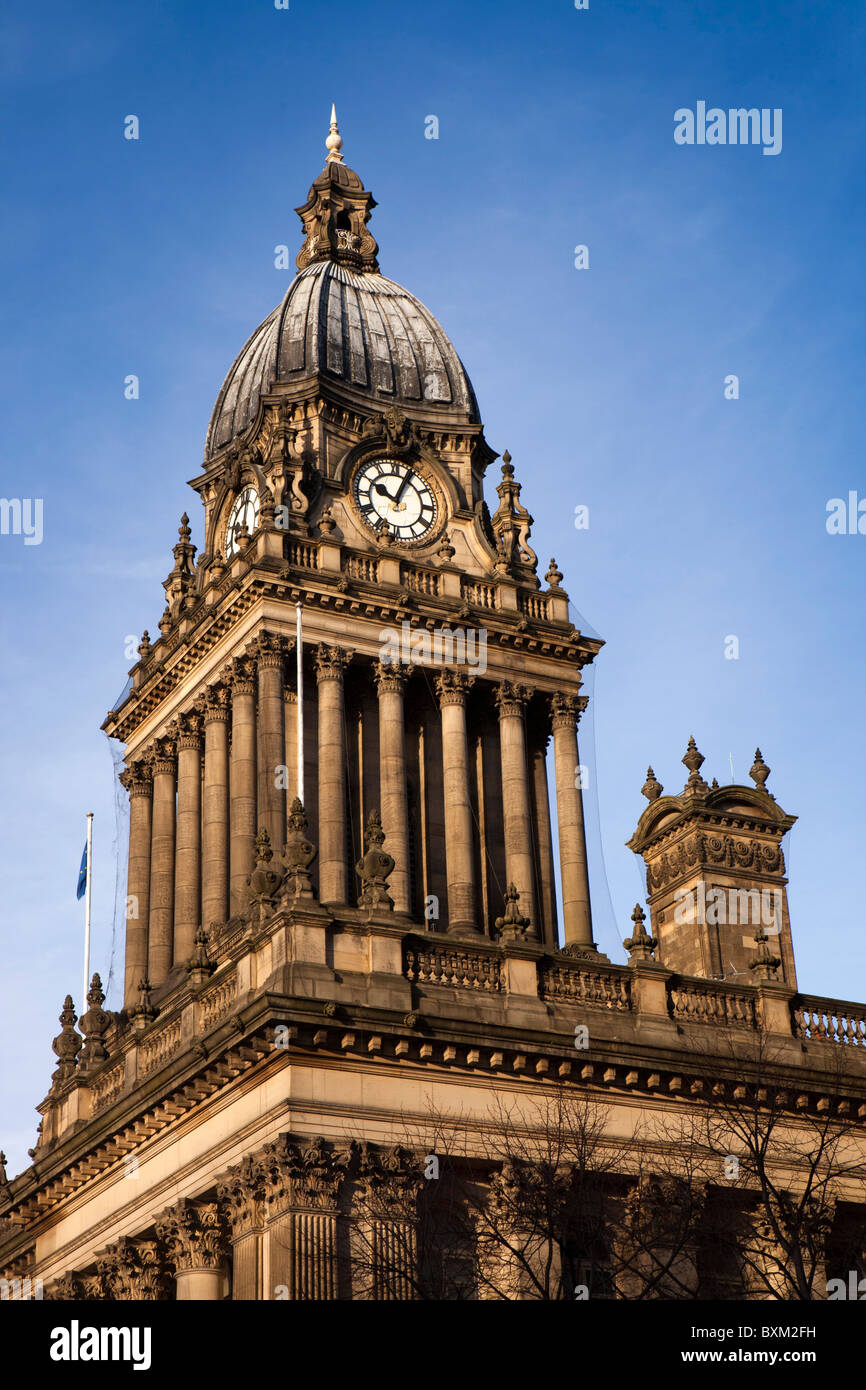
left=393, top=470, right=415, bottom=503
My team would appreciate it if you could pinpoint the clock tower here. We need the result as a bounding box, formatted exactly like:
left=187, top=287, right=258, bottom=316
left=106, top=108, right=604, bottom=1001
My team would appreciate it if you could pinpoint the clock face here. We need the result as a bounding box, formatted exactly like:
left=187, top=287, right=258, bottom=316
left=353, top=458, right=437, bottom=542
left=225, top=486, right=259, bottom=558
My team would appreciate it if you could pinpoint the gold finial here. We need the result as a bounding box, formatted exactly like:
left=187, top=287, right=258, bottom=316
left=325, top=104, right=344, bottom=164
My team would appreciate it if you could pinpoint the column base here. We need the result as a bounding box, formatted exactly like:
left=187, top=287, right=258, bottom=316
left=559, top=940, right=610, bottom=962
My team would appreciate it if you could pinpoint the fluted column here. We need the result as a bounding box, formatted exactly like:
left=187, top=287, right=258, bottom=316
left=435, top=670, right=478, bottom=934
left=174, top=708, right=203, bottom=967
left=550, top=692, right=593, bottom=950
left=148, top=734, right=177, bottom=985
left=256, top=632, right=287, bottom=856
left=531, top=733, right=559, bottom=950
left=229, top=655, right=257, bottom=915
left=202, top=683, right=230, bottom=929
left=495, top=682, right=537, bottom=936
left=374, top=660, right=412, bottom=913
left=155, top=1198, right=227, bottom=1301
left=120, top=761, right=153, bottom=1009
left=316, top=644, right=352, bottom=905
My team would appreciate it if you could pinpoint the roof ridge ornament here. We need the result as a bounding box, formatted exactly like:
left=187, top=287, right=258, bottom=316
left=325, top=104, right=344, bottom=164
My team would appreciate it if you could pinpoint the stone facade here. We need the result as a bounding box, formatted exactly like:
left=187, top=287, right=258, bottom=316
left=2, top=116, right=865, bottom=1302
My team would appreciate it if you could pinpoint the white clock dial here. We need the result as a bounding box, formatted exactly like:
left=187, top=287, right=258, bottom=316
left=225, top=486, right=260, bottom=557
left=353, top=459, right=437, bottom=542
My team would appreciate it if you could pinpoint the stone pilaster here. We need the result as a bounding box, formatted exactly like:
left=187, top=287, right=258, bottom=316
left=315, top=644, right=352, bottom=905
left=120, top=760, right=153, bottom=1009
left=155, top=1198, right=228, bottom=1301
left=256, top=632, right=287, bottom=857
left=260, top=1135, right=349, bottom=1300
left=202, top=683, right=230, bottom=928
left=148, top=734, right=177, bottom=985
left=218, top=1155, right=267, bottom=1301
left=174, top=708, right=203, bottom=966
left=494, top=682, right=537, bottom=937
left=373, top=660, right=412, bottom=913
left=550, top=693, right=594, bottom=952
left=435, top=670, right=478, bottom=934
left=229, top=655, right=257, bottom=915
left=352, top=1145, right=422, bottom=1301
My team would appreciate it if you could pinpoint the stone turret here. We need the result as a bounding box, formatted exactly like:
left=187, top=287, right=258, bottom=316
left=627, top=741, right=798, bottom=985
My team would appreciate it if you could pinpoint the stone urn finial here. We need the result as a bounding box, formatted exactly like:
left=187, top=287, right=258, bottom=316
left=749, top=927, right=781, bottom=982
left=750, top=747, right=771, bottom=793
left=355, top=811, right=395, bottom=911
left=544, top=557, right=563, bottom=590
left=282, top=798, right=318, bottom=900
left=494, top=883, right=531, bottom=941
left=50, top=995, right=82, bottom=1089
left=247, top=827, right=284, bottom=909
left=186, top=926, right=215, bottom=986
left=79, top=974, right=112, bottom=1071
left=682, top=736, right=708, bottom=791
left=623, top=904, right=658, bottom=963
left=641, top=766, right=663, bottom=801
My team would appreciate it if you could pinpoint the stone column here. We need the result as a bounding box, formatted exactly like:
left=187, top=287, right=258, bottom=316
left=550, top=693, right=593, bottom=951
left=156, top=1198, right=227, bottom=1301
left=218, top=1156, right=266, bottom=1301
left=121, top=760, right=153, bottom=1009
left=316, top=644, right=352, bottom=905
left=531, top=734, right=559, bottom=950
left=374, top=660, right=412, bottom=914
left=435, top=670, right=478, bottom=934
left=229, top=655, right=257, bottom=915
left=260, top=1136, right=347, bottom=1300
left=174, top=708, right=203, bottom=967
left=256, top=632, right=287, bottom=857
left=202, top=683, right=230, bottom=929
left=148, top=734, right=177, bottom=985
left=494, top=682, right=537, bottom=936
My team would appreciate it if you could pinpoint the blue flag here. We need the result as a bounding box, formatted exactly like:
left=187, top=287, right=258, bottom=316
left=76, top=843, right=88, bottom=900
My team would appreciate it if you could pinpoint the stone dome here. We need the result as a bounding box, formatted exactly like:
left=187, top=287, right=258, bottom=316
left=204, top=259, right=479, bottom=461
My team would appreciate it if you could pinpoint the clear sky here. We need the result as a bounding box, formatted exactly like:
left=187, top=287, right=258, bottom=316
left=1, top=0, right=864, bottom=1177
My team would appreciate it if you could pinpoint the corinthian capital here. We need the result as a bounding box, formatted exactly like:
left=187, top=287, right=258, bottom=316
left=254, top=629, right=289, bottom=669
left=203, top=682, right=231, bottom=723
left=155, top=1198, right=227, bottom=1274
left=97, top=1236, right=169, bottom=1301
left=494, top=680, right=533, bottom=718
left=435, top=669, right=475, bottom=706
left=258, top=1134, right=352, bottom=1217
left=315, top=644, right=353, bottom=682
left=150, top=734, right=177, bottom=775
left=120, top=760, right=153, bottom=798
left=176, top=708, right=204, bottom=751
left=549, top=691, right=587, bottom=729
left=374, top=658, right=411, bottom=695
left=227, top=654, right=257, bottom=696
left=217, top=1154, right=267, bottom=1239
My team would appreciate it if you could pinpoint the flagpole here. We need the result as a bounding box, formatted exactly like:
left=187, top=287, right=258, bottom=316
left=83, top=812, right=93, bottom=1009
left=296, top=603, right=304, bottom=804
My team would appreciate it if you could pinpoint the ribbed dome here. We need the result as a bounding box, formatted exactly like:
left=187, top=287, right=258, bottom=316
left=205, top=260, right=479, bottom=461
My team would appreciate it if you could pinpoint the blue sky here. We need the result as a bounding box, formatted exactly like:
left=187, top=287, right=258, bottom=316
left=1, top=0, right=864, bottom=1175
